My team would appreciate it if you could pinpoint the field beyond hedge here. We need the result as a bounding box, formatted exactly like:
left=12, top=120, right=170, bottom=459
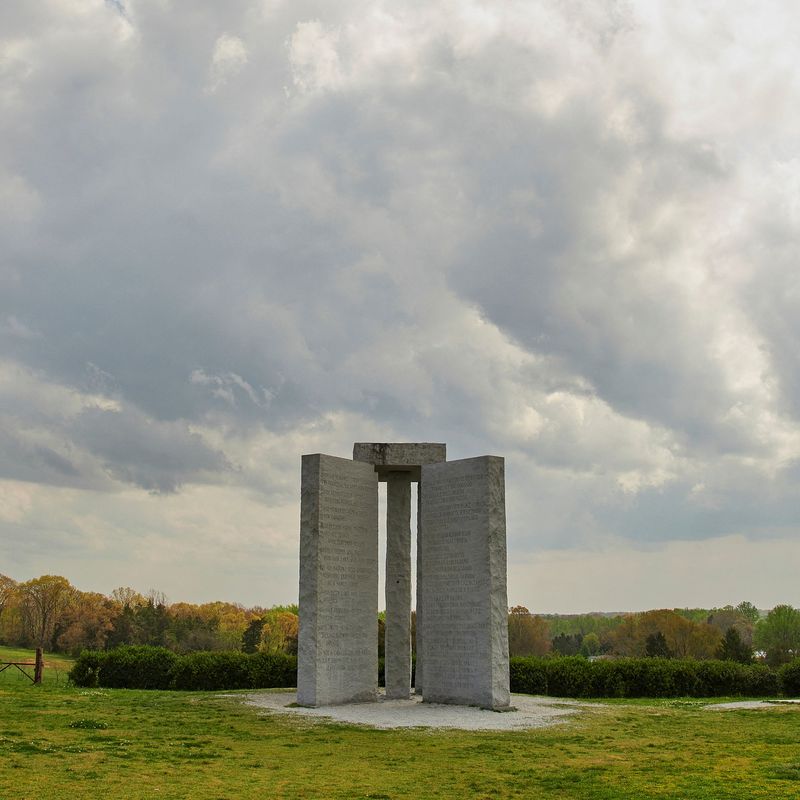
left=0, top=645, right=74, bottom=687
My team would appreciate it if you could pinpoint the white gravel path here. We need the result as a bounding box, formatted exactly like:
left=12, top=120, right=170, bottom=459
left=241, top=691, right=591, bottom=731
left=704, top=699, right=800, bottom=711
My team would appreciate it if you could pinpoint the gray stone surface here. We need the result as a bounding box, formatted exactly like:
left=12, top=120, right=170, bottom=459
left=353, top=442, right=446, bottom=481
left=298, top=454, right=379, bottom=706
left=419, top=456, right=510, bottom=710
left=415, top=482, right=423, bottom=694
left=385, top=472, right=412, bottom=699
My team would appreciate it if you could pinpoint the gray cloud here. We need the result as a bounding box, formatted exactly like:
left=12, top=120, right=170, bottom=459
left=70, top=406, right=231, bottom=493
left=1, top=1, right=799, bottom=606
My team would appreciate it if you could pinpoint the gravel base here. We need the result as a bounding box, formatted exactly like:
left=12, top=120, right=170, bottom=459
left=240, top=691, right=590, bottom=731
left=704, top=699, right=800, bottom=711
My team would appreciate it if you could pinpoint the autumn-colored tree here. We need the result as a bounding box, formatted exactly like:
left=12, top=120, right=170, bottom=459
left=685, top=623, right=724, bottom=659
left=259, top=610, right=299, bottom=655
left=508, top=606, right=551, bottom=657
left=55, top=591, right=117, bottom=655
left=0, top=575, right=22, bottom=645
left=111, top=586, right=146, bottom=609
left=707, top=606, right=754, bottom=648
left=17, top=575, right=76, bottom=648
left=164, top=602, right=218, bottom=652
left=0, top=574, right=17, bottom=617
left=204, top=602, right=252, bottom=650
left=608, top=615, right=643, bottom=657
left=609, top=610, right=722, bottom=660
left=645, top=611, right=694, bottom=657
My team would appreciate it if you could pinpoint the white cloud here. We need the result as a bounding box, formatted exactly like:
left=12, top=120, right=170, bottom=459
left=1, top=0, right=799, bottom=608
left=288, top=19, right=342, bottom=94
left=206, top=33, right=248, bottom=93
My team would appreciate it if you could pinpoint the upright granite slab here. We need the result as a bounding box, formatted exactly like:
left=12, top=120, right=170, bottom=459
left=298, top=454, right=379, bottom=706
left=419, top=456, right=510, bottom=710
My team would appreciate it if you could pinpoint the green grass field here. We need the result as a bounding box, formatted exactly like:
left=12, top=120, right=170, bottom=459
left=1, top=646, right=798, bottom=799
left=0, top=645, right=74, bottom=687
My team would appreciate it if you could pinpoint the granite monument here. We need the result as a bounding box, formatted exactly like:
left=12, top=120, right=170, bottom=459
left=297, top=443, right=510, bottom=710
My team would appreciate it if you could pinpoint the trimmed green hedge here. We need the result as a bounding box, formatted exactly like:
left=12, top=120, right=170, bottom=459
left=779, top=659, right=800, bottom=697
left=510, top=656, right=787, bottom=698
left=71, top=648, right=800, bottom=697
left=69, top=646, right=297, bottom=691
left=98, top=646, right=178, bottom=689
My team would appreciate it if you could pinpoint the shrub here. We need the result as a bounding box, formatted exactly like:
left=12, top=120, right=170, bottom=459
left=98, top=646, right=178, bottom=689
left=172, top=651, right=253, bottom=691
left=546, top=656, right=593, bottom=698
left=69, top=646, right=298, bottom=691
left=249, top=652, right=297, bottom=689
left=509, top=656, right=782, bottom=699
left=779, top=659, right=800, bottom=697
left=68, top=650, right=102, bottom=688
left=509, top=657, right=548, bottom=695
left=694, top=660, right=743, bottom=697
left=745, top=664, right=780, bottom=697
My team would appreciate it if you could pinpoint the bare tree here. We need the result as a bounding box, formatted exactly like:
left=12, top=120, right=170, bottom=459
left=111, top=586, right=145, bottom=609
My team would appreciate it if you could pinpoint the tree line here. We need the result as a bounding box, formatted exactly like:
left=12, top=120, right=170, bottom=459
left=507, top=602, right=800, bottom=666
left=2, top=573, right=798, bottom=667
left=0, top=574, right=298, bottom=657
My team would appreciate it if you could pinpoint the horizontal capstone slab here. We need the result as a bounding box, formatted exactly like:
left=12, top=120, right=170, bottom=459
left=353, top=443, right=446, bottom=480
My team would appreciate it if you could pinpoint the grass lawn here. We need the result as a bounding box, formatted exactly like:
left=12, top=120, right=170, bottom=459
left=0, top=662, right=798, bottom=799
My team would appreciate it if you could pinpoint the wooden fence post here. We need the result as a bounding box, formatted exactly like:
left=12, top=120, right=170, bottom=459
left=34, top=648, right=43, bottom=685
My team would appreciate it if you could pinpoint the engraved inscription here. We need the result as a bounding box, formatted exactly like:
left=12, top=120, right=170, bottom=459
left=421, top=460, right=492, bottom=704
left=298, top=454, right=378, bottom=705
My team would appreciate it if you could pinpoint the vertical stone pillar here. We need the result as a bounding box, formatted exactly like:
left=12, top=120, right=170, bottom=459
left=420, top=456, right=510, bottom=710
left=414, top=481, right=423, bottom=694
left=298, top=454, right=379, bottom=706
left=385, top=472, right=412, bottom=699
left=352, top=442, right=445, bottom=697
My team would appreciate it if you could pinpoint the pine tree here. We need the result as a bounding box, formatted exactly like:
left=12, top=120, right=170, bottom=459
left=645, top=631, right=672, bottom=658
left=716, top=627, right=752, bottom=664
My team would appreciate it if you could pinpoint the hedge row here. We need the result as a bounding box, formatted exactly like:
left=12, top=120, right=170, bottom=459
left=70, top=647, right=800, bottom=697
left=69, top=646, right=297, bottom=690
left=510, top=656, right=800, bottom=698
left=782, top=659, right=800, bottom=696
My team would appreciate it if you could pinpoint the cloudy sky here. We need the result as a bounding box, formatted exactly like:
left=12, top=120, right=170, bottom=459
left=2, top=0, right=799, bottom=613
